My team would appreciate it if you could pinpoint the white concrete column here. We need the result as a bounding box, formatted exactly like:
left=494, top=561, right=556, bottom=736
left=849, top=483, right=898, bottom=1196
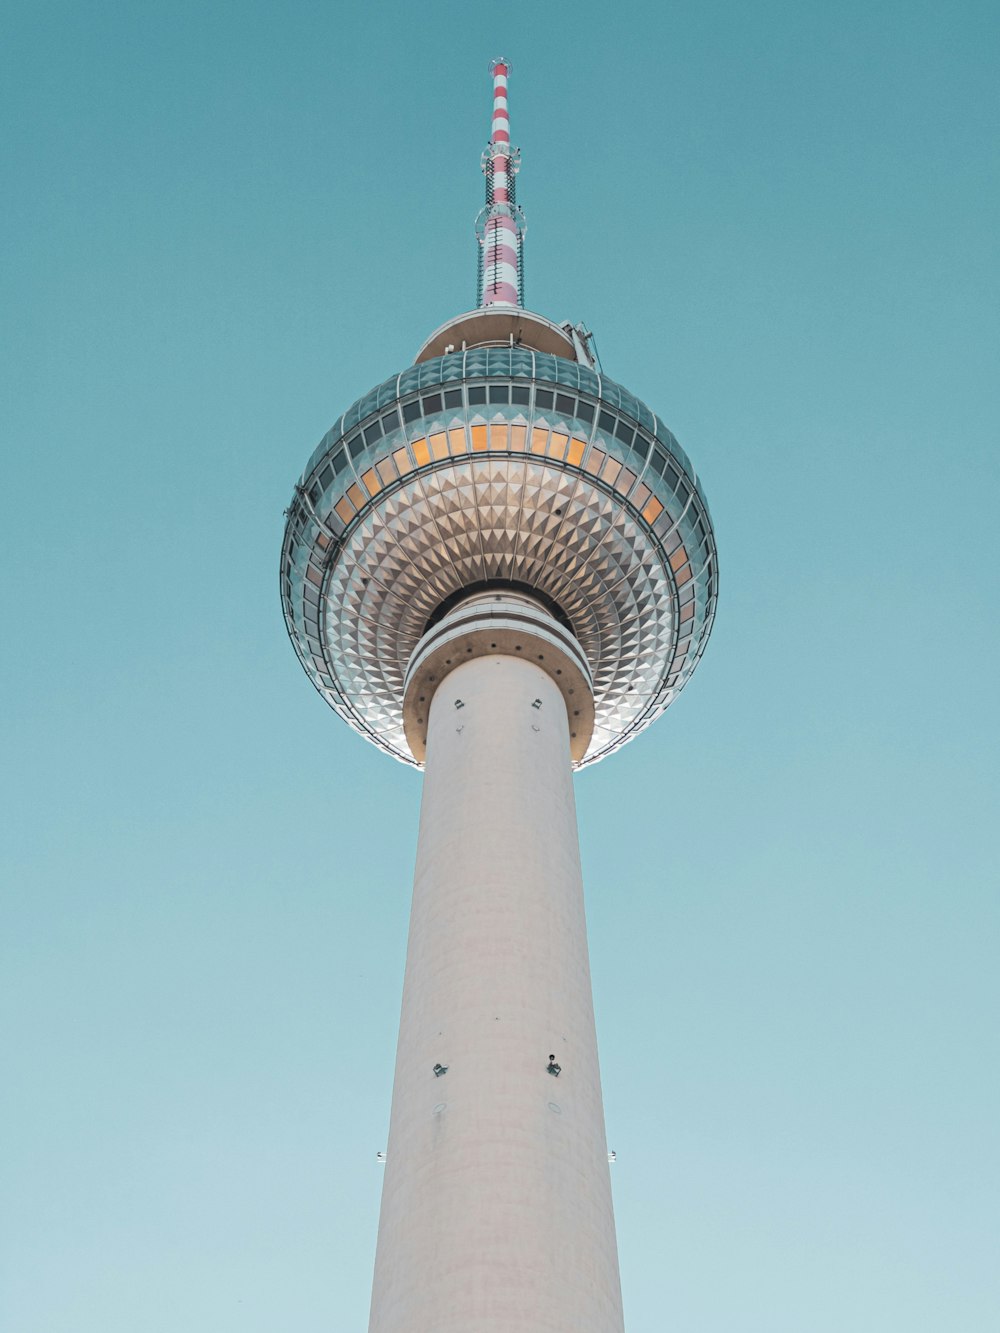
left=369, top=596, right=624, bottom=1333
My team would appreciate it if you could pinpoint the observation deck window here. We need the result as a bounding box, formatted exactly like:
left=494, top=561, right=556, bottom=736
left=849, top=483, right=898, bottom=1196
left=488, top=385, right=509, bottom=403
left=511, top=385, right=530, bottom=405
left=535, top=389, right=554, bottom=409
left=467, top=385, right=487, bottom=404
left=402, top=400, right=421, bottom=423
left=422, top=392, right=442, bottom=414
left=444, top=389, right=463, bottom=408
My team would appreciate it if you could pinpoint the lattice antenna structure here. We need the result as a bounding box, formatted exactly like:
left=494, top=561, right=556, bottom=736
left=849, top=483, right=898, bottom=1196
left=475, top=58, right=526, bottom=308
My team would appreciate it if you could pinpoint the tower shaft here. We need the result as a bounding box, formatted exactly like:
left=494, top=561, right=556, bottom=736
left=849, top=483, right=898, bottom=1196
left=369, top=599, right=624, bottom=1333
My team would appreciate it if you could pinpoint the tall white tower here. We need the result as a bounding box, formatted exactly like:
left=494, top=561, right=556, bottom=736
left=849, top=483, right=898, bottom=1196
left=280, top=61, right=718, bottom=1332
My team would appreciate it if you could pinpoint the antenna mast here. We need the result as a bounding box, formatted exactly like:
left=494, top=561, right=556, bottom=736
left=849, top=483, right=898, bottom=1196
left=476, top=59, right=526, bottom=308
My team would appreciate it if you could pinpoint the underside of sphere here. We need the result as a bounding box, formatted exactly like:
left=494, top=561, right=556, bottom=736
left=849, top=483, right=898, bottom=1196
left=280, top=332, right=718, bottom=767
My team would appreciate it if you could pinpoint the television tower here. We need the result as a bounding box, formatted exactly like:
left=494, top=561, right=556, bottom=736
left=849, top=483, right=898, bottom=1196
left=281, top=60, right=717, bottom=1333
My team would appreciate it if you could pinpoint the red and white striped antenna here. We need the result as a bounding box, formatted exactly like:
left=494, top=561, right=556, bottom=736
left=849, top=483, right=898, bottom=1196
left=476, top=59, right=526, bottom=308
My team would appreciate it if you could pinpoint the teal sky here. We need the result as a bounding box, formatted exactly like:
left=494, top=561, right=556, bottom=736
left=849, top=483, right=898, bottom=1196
left=3, top=2, right=998, bottom=1330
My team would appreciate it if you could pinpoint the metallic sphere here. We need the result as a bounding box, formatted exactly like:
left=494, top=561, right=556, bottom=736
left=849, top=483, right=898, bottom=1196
left=280, top=313, right=718, bottom=767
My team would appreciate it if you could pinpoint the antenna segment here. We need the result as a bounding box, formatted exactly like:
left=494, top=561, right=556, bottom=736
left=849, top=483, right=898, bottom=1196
left=476, top=59, right=526, bottom=308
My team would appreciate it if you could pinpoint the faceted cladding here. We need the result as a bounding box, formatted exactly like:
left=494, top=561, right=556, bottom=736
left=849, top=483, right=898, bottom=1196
left=280, top=345, right=717, bottom=767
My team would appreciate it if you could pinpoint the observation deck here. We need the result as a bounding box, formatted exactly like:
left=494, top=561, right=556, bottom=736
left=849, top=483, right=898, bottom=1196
left=280, top=326, right=718, bottom=768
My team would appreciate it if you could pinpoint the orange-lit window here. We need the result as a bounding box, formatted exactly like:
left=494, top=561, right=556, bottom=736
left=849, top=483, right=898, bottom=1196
left=618, top=467, right=636, bottom=494
left=376, top=457, right=396, bottom=486
left=601, top=457, right=622, bottom=484
left=585, top=447, right=606, bottom=475
left=489, top=423, right=509, bottom=450
left=675, top=563, right=692, bottom=586
left=642, top=496, right=664, bottom=524
left=306, top=564, right=323, bottom=586
left=471, top=424, right=488, bottom=452
left=567, top=437, right=586, bottom=466
left=393, top=446, right=413, bottom=474
left=412, top=437, right=431, bottom=466
left=347, top=482, right=365, bottom=509
left=429, top=431, right=448, bottom=460
left=680, top=602, right=695, bottom=622
left=669, top=545, right=689, bottom=572
left=449, top=427, right=468, bottom=454
left=531, top=427, right=549, bottom=455
left=335, top=496, right=354, bottom=524
left=361, top=468, right=380, bottom=496
left=631, top=483, right=650, bottom=511
left=316, top=531, right=330, bottom=550
left=510, top=424, right=527, bottom=450
left=548, top=432, right=569, bottom=460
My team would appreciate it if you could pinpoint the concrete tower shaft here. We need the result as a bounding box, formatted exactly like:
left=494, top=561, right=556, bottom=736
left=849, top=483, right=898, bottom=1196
left=369, top=595, right=624, bottom=1333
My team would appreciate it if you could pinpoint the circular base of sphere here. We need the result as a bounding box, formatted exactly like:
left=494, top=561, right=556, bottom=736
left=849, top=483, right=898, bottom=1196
left=402, top=591, right=594, bottom=762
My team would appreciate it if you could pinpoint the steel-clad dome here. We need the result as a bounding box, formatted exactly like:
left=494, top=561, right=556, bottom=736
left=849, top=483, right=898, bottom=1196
left=280, top=326, right=717, bottom=768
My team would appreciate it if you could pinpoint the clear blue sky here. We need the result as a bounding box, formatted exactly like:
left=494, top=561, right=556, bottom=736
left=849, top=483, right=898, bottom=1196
left=3, top=2, right=998, bottom=1330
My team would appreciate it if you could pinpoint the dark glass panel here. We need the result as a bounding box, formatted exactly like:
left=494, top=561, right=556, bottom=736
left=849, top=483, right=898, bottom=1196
left=535, top=388, right=554, bottom=409
left=467, top=385, right=487, bottom=404
left=443, top=388, right=463, bottom=408
left=397, top=366, right=421, bottom=395
left=402, top=400, right=421, bottom=422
